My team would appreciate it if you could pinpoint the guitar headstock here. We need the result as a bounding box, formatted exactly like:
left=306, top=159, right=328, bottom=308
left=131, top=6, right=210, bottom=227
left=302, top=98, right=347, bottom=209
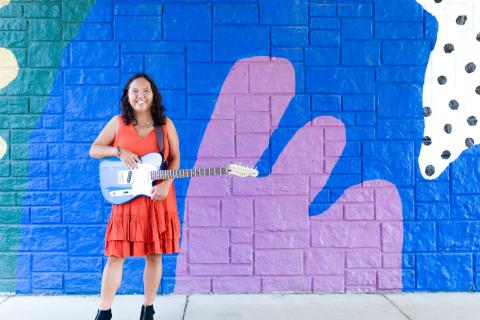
left=227, top=162, right=259, bottom=178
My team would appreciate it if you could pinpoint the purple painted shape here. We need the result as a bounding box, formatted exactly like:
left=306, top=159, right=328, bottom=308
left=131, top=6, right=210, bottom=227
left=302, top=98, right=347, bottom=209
left=175, top=57, right=403, bottom=294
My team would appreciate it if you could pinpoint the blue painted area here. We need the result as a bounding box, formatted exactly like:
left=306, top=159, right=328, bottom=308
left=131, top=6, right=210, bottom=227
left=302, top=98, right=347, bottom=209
left=20, top=0, right=480, bottom=294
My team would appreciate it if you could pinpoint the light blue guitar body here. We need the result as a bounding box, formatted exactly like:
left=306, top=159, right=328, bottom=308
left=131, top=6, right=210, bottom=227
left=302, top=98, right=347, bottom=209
left=99, top=152, right=258, bottom=205
left=99, top=152, right=164, bottom=205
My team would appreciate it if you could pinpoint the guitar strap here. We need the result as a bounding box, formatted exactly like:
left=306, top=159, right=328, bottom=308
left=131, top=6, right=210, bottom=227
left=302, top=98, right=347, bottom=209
left=154, top=125, right=166, bottom=169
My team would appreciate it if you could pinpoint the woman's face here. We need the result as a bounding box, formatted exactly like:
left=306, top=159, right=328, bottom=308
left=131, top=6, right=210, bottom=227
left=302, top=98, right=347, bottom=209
left=127, top=77, right=153, bottom=113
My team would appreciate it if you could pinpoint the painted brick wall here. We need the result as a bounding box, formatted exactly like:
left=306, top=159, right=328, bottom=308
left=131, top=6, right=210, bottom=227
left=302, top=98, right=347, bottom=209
left=0, top=0, right=479, bottom=295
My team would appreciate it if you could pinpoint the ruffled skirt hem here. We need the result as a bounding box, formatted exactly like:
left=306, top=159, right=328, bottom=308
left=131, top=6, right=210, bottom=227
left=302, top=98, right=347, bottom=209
left=103, top=195, right=180, bottom=257
left=104, top=238, right=180, bottom=257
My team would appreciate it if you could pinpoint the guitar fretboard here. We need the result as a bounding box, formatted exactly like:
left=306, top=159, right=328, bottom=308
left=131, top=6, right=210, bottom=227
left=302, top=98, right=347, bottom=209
left=151, top=167, right=228, bottom=180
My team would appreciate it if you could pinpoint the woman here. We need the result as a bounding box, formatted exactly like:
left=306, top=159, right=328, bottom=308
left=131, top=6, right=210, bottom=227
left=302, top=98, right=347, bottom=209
left=89, top=73, right=181, bottom=320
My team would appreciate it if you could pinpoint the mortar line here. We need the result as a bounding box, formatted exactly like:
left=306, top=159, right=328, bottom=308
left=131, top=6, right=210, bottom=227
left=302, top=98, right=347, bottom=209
left=382, top=294, right=413, bottom=320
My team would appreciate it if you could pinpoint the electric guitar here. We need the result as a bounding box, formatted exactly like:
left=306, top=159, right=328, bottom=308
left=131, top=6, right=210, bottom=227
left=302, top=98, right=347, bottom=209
left=99, top=152, right=259, bottom=204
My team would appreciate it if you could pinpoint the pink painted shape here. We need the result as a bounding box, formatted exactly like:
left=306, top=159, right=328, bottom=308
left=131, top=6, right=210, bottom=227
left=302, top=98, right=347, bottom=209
left=175, top=57, right=403, bottom=294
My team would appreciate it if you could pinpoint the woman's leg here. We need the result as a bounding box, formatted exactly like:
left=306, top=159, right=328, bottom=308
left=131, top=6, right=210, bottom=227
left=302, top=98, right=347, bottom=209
left=99, top=256, right=126, bottom=310
left=143, top=253, right=163, bottom=306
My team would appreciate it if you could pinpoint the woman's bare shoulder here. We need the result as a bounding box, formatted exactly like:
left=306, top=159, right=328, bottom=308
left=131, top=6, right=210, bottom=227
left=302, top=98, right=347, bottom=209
left=165, top=115, right=175, bottom=126
left=105, top=114, right=121, bottom=134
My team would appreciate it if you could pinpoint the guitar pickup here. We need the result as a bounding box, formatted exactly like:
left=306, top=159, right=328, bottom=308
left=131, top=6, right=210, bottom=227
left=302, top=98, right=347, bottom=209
left=117, top=170, right=133, bottom=184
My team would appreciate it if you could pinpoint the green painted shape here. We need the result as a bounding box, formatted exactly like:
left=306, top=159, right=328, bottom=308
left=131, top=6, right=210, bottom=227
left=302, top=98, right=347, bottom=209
left=0, top=254, right=17, bottom=278
left=0, top=0, right=95, bottom=293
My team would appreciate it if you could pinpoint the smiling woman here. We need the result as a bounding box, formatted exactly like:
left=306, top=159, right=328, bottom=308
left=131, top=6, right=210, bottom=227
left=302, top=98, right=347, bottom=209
left=88, top=73, right=181, bottom=320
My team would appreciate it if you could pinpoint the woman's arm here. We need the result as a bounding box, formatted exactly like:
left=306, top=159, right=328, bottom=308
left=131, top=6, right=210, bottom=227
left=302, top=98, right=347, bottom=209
left=89, top=115, right=120, bottom=159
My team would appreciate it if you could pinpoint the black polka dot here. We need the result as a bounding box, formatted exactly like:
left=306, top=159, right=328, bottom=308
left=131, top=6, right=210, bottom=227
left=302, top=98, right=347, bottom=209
left=423, top=106, right=432, bottom=117
left=456, top=15, right=467, bottom=25
left=438, top=76, right=447, bottom=85
left=449, top=100, right=459, bottom=110
left=466, top=62, right=476, bottom=73
left=476, top=86, right=480, bottom=95
left=477, top=33, right=480, bottom=41
left=441, top=150, right=451, bottom=159
left=425, top=165, right=435, bottom=177
left=444, top=43, right=454, bottom=53
left=468, top=116, right=477, bottom=126
left=423, top=136, right=432, bottom=146
left=434, top=0, right=442, bottom=3
left=444, top=123, right=452, bottom=133
left=465, top=137, right=475, bottom=147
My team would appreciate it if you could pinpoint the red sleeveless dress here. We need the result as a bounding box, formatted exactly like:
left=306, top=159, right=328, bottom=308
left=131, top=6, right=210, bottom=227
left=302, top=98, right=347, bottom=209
left=104, top=115, right=181, bottom=257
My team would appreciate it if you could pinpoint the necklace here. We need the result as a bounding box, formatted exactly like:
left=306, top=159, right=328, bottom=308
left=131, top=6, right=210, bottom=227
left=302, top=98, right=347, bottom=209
left=134, top=119, right=153, bottom=129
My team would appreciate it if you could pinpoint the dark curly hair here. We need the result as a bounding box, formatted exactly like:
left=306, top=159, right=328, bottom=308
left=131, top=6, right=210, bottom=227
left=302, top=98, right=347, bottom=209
left=120, top=73, right=166, bottom=126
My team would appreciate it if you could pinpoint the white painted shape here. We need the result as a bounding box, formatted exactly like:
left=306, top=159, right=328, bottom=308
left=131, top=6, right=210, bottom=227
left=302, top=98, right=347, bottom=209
left=417, top=0, right=480, bottom=179
left=0, top=137, right=6, bottom=159
left=0, top=48, right=18, bottom=89
left=0, top=1, right=16, bottom=164
left=0, top=1, right=10, bottom=9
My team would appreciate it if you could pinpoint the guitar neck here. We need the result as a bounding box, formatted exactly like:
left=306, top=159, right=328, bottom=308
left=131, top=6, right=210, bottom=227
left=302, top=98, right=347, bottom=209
left=151, top=167, right=228, bottom=180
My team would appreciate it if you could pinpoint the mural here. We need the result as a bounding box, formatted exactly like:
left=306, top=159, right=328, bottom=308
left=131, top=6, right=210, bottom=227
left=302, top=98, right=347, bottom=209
left=174, top=57, right=403, bottom=293
left=417, top=0, right=480, bottom=179
left=0, top=0, right=479, bottom=294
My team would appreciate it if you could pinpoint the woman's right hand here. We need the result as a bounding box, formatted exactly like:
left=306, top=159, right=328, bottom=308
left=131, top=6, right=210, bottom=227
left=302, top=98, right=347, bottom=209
left=118, top=148, right=142, bottom=169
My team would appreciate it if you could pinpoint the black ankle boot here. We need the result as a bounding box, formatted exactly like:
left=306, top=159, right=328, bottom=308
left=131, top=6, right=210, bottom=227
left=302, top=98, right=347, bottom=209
left=139, top=304, right=155, bottom=320
left=94, top=309, right=112, bottom=320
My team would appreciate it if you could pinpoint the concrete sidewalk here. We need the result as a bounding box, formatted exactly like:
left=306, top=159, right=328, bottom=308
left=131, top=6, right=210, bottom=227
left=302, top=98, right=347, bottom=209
left=0, top=293, right=479, bottom=320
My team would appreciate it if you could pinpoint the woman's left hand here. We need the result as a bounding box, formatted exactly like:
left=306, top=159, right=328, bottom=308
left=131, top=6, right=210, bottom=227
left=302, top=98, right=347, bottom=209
left=150, top=180, right=172, bottom=201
